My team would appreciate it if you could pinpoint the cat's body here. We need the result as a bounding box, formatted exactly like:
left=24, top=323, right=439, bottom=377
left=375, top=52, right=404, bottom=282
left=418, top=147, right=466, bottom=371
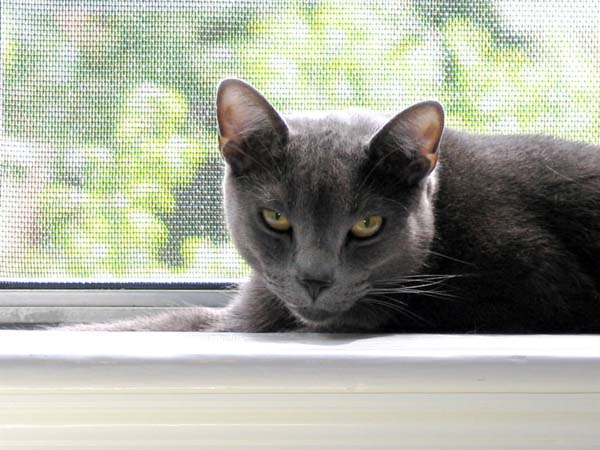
left=408, top=131, right=600, bottom=332
left=69, top=79, right=600, bottom=333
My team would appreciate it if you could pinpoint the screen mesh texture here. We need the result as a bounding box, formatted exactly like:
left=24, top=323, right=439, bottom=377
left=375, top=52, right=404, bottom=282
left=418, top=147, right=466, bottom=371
left=2, top=0, right=599, bottom=283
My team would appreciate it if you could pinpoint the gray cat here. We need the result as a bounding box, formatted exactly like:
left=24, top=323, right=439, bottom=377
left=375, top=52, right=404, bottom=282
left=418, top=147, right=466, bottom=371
left=70, top=78, right=600, bottom=332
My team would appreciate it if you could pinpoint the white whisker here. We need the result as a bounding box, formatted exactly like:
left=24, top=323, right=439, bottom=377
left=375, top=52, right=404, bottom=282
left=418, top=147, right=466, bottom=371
left=362, top=296, right=431, bottom=326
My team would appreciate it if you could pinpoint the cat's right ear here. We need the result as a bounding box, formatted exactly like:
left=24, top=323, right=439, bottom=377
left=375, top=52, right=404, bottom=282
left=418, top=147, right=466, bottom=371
left=368, top=100, right=444, bottom=185
left=217, top=78, right=288, bottom=175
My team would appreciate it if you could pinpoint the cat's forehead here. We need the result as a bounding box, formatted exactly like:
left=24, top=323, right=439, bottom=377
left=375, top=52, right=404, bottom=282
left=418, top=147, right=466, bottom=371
left=282, top=110, right=385, bottom=174
left=285, top=110, right=386, bottom=148
left=266, top=110, right=387, bottom=213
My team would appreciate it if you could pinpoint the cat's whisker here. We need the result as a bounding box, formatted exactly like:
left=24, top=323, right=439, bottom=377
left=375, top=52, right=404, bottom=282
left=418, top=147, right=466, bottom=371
left=410, top=290, right=458, bottom=300
left=367, top=294, right=408, bottom=306
left=400, top=278, right=456, bottom=288
left=363, top=296, right=432, bottom=326
left=378, top=286, right=457, bottom=296
left=373, top=274, right=462, bottom=287
left=380, top=273, right=463, bottom=279
left=375, top=277, right=455, bottom=286
left=361, top=297, right=412, bottom=317
left=392, top=281, right=448, bottom=290
left=427, top=250, right=475, bottom=266
left=369, top=285, right=459, bottom=301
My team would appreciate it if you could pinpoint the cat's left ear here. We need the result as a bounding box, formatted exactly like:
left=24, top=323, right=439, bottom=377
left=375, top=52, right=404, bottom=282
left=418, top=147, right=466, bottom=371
left=217, top=78, right=288, bottom=175
left=368, top=101, right=444, bottom=185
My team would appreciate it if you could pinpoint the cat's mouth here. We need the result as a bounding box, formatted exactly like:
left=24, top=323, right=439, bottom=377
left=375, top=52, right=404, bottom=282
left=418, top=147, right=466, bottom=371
left=289, top=305, right=340, bottom=323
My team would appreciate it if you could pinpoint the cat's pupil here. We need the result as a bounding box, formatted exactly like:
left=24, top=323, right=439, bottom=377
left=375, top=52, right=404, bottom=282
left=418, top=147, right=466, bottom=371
left=274, top=212, right=281, bottom=220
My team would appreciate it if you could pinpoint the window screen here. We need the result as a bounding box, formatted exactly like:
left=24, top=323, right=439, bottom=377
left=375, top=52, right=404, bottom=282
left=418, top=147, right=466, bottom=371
left=2, top=0, right=599, bottom=284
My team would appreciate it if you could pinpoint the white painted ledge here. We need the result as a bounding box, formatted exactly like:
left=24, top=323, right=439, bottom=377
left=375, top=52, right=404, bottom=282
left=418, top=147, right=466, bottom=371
left=1, top=332, right=600, bottom=449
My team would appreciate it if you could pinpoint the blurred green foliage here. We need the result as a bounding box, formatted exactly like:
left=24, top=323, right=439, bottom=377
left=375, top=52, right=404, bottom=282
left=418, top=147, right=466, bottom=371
left=2, top=0, right=599, bottom=280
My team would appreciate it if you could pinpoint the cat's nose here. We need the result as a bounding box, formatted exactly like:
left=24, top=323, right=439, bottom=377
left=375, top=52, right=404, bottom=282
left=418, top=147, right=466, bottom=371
left=297, top=276, right=333, bottom=301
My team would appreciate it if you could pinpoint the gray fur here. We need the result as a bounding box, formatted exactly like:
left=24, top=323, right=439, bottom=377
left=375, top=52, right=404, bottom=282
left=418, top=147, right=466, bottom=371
left=62, top=79, right=600, bottom=333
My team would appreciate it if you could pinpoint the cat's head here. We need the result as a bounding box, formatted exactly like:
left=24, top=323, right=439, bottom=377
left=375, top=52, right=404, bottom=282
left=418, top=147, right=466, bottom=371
left=216, top=78, right=443, bottom=330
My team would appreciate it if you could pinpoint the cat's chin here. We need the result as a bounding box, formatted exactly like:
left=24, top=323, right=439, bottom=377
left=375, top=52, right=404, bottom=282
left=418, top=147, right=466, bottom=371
left=288, top=303, right=386, bottom=331
left=289, top=306, right=340, bottom=324
left=288, top=302, right=389, bottom=333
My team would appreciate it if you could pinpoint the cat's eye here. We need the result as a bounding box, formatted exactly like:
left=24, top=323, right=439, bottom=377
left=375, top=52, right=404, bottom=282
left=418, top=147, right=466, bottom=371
left=261, top=209, right=291, bottom=232
left=350, top=215, right=383, bottom=239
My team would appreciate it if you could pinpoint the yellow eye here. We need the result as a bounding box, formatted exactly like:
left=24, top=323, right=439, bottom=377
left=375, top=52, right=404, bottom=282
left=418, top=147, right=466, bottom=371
left=350, top=215, right=383, bottom=238
left=261, top=209, right=291, bottom=232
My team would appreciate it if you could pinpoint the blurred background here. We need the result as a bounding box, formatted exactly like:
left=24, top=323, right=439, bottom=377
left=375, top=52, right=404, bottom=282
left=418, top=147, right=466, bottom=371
left=2, top=0, right=600, bottom=282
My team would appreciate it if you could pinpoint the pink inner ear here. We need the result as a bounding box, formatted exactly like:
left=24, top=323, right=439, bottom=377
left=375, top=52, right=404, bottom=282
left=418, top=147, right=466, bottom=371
left=217, top=78, right=288, bottom=153
left=220, top=106, right=246, bottom=138
left=218, top=89, right=255, bottom=142
left=408, top=105, right=443, bottom=157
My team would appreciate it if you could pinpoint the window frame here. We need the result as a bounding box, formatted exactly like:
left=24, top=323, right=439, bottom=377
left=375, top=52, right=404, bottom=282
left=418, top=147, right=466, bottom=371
left=0, top=285, right=232, bottom=326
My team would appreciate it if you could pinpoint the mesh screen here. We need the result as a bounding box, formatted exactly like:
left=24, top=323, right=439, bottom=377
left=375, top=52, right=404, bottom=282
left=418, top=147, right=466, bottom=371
left=2, top=0, right=600, bottom=283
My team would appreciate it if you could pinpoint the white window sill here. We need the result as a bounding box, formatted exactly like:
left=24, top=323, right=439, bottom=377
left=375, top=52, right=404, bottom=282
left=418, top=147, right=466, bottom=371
left=1, top=332, right=599, bottom=449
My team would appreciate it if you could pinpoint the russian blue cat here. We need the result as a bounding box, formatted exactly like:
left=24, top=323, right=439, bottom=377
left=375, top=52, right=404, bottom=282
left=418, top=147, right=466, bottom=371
left=70, top=78, right=600, bottom=332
